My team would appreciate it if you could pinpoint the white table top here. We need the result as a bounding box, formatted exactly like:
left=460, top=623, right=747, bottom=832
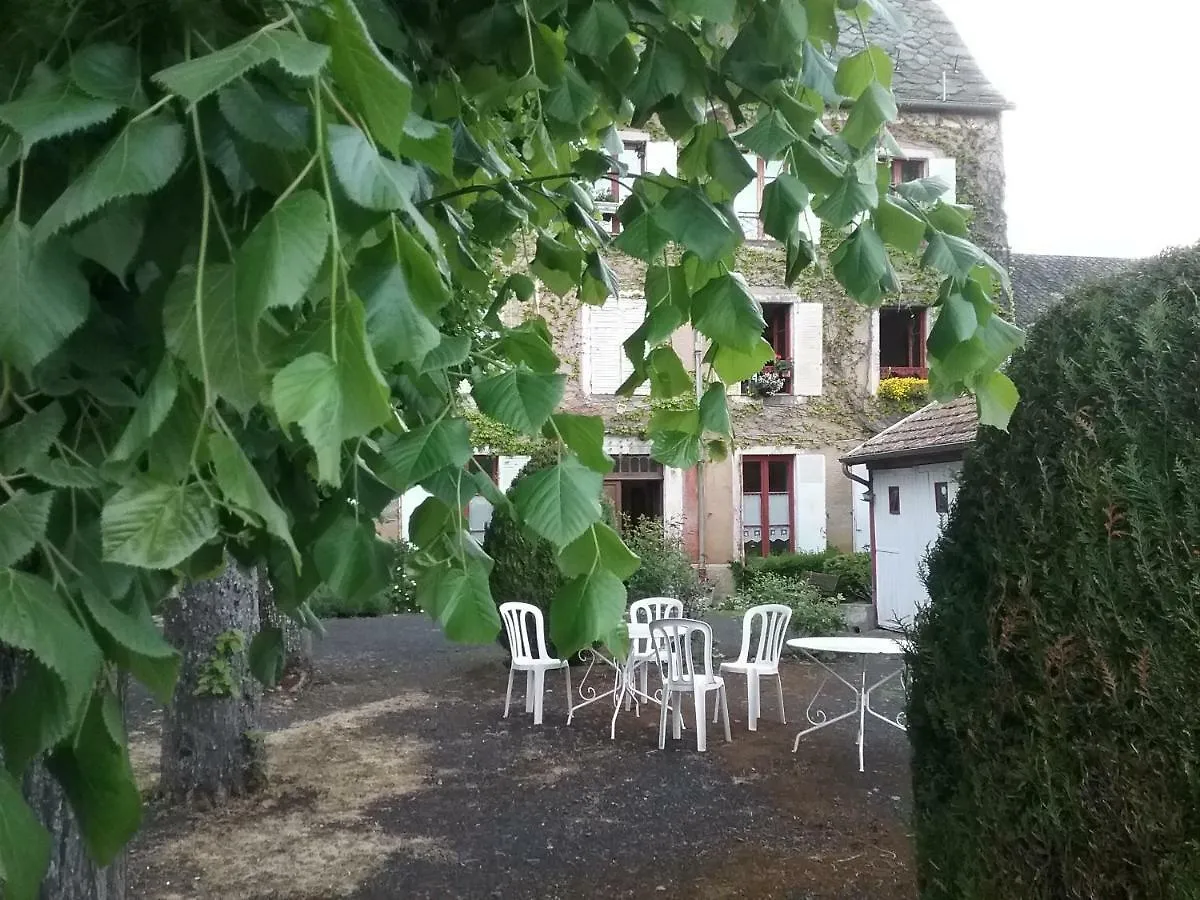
left=787, top=636, right=908, bottom=655
left=627, top=622, right=650, bottom=640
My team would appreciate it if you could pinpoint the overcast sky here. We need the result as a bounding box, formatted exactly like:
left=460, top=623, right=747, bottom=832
left=936, top=0, right=1200, bottom=260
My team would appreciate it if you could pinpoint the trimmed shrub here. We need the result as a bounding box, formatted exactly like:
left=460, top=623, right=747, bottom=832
left=715, top=572, right=844, bottom=636
left=620, top=515, right=709, bottom=617
left=731, top=550, right=871, bottom=604
left=908, top=248, right=1200, bottom=899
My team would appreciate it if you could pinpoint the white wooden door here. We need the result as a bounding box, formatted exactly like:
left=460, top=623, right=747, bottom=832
left=872, top=462, right=961, bottom=629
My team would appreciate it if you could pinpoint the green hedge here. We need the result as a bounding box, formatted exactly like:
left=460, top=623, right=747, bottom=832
left=908, top=248, right=1200, bottom=898
left=731, top=549, right=871, bottom=604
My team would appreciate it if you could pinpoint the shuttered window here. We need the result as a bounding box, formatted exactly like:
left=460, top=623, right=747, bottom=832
left=586, top=296, right=648, bottom=395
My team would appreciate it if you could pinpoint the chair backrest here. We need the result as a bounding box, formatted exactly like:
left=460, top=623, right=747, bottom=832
left=630, top=597, right=683, bottom=656
left=649, top=618, right=714, bottom=685
left=499, top=602, right=553, bottom=664
left=736, top=604, right=793, bottom=666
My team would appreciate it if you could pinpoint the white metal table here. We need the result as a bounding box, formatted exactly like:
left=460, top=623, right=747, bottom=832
left=788, top=636, right=909, bottom=772
left=569, top=623, right=663, bottom=739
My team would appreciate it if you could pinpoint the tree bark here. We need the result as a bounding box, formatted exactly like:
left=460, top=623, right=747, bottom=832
left=0, top=648, right=125, bottom=900
left=160, top=558, right=265, bottom=805
left=258, top=565, right=312, bottom=691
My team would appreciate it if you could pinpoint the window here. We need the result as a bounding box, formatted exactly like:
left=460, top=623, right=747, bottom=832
left=594, top=140, right=646, bottom=234
left=879, top=306, right=928, bottom=378
left=743, top=302, right=792, bottom=396
left=586, top=296, right=648, bottom=395
left=888, top=485, right=901, bottom=515
left=467, top=455, right=499, bottom=542
left=742, top=456, right=793, bottom=557
left=890, top=157, right=927, bottom=185
left=934, top=481, right=950, bottom=515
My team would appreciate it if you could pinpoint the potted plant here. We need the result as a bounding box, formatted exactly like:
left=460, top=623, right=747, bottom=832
left=746, top=356, right=793, bottom=397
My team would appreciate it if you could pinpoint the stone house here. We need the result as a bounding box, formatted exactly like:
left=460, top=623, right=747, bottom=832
left=389, top=0, right=1013, bottom=593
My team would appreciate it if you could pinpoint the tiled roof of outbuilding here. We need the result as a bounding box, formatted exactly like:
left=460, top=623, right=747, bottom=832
left=842, top=396, right=977, bottom=465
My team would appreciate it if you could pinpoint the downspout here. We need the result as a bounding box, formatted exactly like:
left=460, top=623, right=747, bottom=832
left=842, top=462, right=878, bottom=626
left=694, top=332, right=707, bottom=575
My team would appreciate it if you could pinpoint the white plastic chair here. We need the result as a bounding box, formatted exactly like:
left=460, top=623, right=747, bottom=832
left=715, top=603, right=792, bottom=731
left=499, top=602, right=571, bottom=726
left=650, top=618, right=731, bottom=752
left=627, top=597, right=683, bottom=708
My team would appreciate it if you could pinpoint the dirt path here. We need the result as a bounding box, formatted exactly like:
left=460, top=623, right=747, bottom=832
left=128, top=616, right=915, bottom=900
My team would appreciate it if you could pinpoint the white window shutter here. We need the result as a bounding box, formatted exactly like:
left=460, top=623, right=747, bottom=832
left=793, top=454, right=827, bottom=552
left=497, top=456, right=530, bottom=492
left=644, top=140, right=677, bottom=177
left=586, top=297, right=646, bottom=395
left=791, top=302, right=824, bottom=396
left=927, top=156, right=956, bottom=203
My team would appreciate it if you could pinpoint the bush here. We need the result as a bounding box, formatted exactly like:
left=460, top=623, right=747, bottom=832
left=908, top=248, right=1200, bottom=899
left=821, top=552, right=871, bottom=604
left=731, top=550, right=871, bottom=604
left=311, top=539, right=418, bottom=617
left=620, top=515, right=709, bottom=617
left=715, top=572, right=844, bottom=636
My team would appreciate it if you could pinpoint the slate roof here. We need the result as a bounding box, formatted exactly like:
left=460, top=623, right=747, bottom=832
left=845, top=0, right=1009, bottom=109
left=1010, top=253, right=1135, bottom=328
left=842, top=396, right=977, bottom=465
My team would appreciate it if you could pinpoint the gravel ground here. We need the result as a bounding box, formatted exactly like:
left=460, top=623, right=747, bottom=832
left=128, top=615, right=916, bottom=900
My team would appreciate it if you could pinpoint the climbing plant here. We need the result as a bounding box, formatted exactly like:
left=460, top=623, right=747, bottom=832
left=0, top=0, right=1023, bottom=894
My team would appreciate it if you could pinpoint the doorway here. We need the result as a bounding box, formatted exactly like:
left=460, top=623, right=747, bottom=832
left=604, top=455, right=664, bottom=529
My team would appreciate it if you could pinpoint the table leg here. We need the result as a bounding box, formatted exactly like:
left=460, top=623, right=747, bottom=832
left=792, top=651, right=862, bottom=753
left=857, top=656, right=866, bottom=773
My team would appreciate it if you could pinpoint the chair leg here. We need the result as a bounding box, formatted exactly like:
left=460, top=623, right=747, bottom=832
left=747, top=673, right=760, bottom=732
left=720, top=686, right=732, bottom=742
left=775, top=673, right=786, bottom=724
left=532, top=669, right=546, bottom=725
left=503, top=667, right=516, bottom=718
left=658, top=691, right=669, bottom=750
left=712, top=686, right=720, bottom=725
left=693, top=689, right=708, bottom=752
left=564, top=665, right=573, bottom=722
left=671, top=694, right=683, bottom=740
left=525, top=670, right=535, bottom=714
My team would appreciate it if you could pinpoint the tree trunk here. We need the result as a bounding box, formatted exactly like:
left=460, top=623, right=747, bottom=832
left=258, top=565, right=312, bottom=691
left=0, top=649, right=126, bottom=900
left=160, top=558, right=265, bottom=805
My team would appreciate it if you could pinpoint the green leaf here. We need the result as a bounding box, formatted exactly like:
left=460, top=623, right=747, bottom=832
left=327, top=0, right=413, bottom=155
left=0, top=216, right=89, bottom=374
left=568, top=2, right=629, bottom=57
left=545, top=67, right=598, bottom=124
left=581, top=251, right=619, bottom=306
left=0, top=404, right=65, bottom=473
left=975, top=370, right=1019, bottom=431
left=734, top=109, right=800, bottom=160
left=549, top=569, right=627, bottom=657
left=692, top=273, right=766, bottom=352
left=834, top=45, right=893, bottom=98
left=34, top=117, right=186, bottom=243
left=0, top=491, right=53, bottom=569
left=613, top=201, right=673, bottom=262
left=927, top=292, right=980, bottom=360
left=236, top=189, right=328, bottom=315
left=249, top=627, right=286, bottom=687
left=47, top=691, right=141, bottom=865
left=0, top=768, right=51, bottom=900
left=374, top=418, right=471, bottom=493
left=0, top=84, right=118, bottom=147
left=711, top=338, right=775, bottom=383
left=923, top=230, right=990, bottom=281
left=351, top=259, right=441, bottom=368
left=101, top=479, right=219, bottom=570
left=500, top=319, right=560, bottom=373
left=0, top=568, right=102, bottom=746
left=790, top=138, right=843, bottom=194
left=416, top=560, right=499, bottom=644
left=800, top=40, right=840, bottom=101
left=314, top=517, right=392, bottom=604
left=394, top=223, right=450, bottom=314
left=647, top=346, right=693, bottom=397
left=69, top=43, right=145, bottom=107
left=699, top=383, right=732, bottom=435
left=208, top=431, right=299, bottom=565
left=761, top=174, right=810, bottom=242
left=419, top=334, right=471, bottom=373
left=154, top=29, right=278, bottom=103
left=546, top=413, right=614, bottom=474
left=558, top=523, right=640, bottom=580
left=70, top=202, right=144, bottom=285
left=397, top=114, right=454, bottom=177
left=472, top=368, right=565, bottom=434
left=163, top=263, right=261, bottom=413
left=830, top=223, right=894, bottom=304
left=531, top=233, right=584, bottom=297
left=651, top=430, right=703, bottom=468
left=328, top=123, right=418, bottom=210
left=813, top=169, right=879, bottom=228
left=895, top=175, right=952, bottom=206
left=267, top=31, right=332, bottom=78
left=840, top=80, right=897, bottom=149
left=272, top=352, right=344, bottom=485
left=110, top=361, right=178, bottom=462
left=707, top=136, right=757, bottom=199
left=512, top=456, right=604, bottom=546
left=651, top=187, right=741, bottom=262
left=79, top=591, right=180, bottom=704
left=672, top=0, right=736, bottom=23
left=874, top=195, right=925, bottom=253
left=629, top=40, right=687, bottom=112
left=218, top=79, right=310, bottom=151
